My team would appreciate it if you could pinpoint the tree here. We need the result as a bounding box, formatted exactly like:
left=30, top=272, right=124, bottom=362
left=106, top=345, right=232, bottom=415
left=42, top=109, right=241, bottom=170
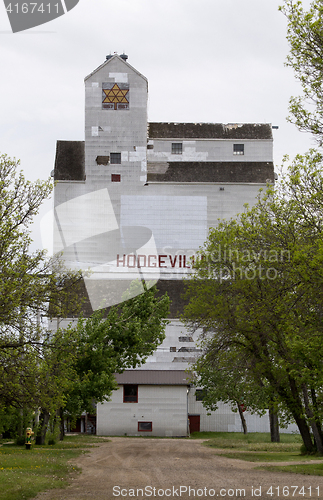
left=280, top=0, right=323, bottom=144
left=0, top=153, right=82, bottom=352
left=192, top=338, right=280, bottom=438
left=0, top=153, right=82, bottom=426
left=29, top=281, right=170, bottom=443
left=184, top=153, right=323, bottom=453
left=0, top=155, right=170, bottom=442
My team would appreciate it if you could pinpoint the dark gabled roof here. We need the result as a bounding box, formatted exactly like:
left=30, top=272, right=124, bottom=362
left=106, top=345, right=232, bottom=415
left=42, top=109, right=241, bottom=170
left=147, top=161, right=274, bottom=184
left=68, top=278, right=187, bottom=319
left=148, top=122, right=273, bottom=140
left=54, top=141, right=85, bottom=181
left=115, top=370, right=190, bottom=385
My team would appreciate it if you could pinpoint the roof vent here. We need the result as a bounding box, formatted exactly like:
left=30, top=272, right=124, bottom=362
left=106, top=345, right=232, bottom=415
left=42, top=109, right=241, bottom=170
left=120, top=53, right=128, bottom=61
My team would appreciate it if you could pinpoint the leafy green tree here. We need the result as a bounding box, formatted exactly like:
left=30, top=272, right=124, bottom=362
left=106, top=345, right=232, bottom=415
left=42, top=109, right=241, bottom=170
left=31, top=281, right=170, bottom=442
left=0, top=154, right=170, bottom=442
left=280, top=0, right=323, bottom=143
left=0, top=153, right=82, bottom=354
left=184, top=153, right=323, bottom=453
left=191, top=339, right=280, bottom=437
left=0, top=153, right=82, bottom=433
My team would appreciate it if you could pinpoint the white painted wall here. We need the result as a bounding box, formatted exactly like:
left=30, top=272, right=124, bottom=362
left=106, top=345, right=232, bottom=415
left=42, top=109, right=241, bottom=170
left=148, top=138, right=273, bottom=163
left=188, top=389, right=299, bottom=434
left=97, top=385, right=188, bottom=437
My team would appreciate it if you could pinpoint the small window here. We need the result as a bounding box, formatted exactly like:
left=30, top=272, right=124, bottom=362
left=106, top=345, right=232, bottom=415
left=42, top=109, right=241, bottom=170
left=178, top=336, right=194, bottom=342
left=111, top=174, right=121, bottom=182
left=170, top=347, right=176, bottom=352
left=233, top=144, right=244, bottom=155
left=124, top=385, right=138, bottom=403
left=110, top=152, right=121, bottom=164
left=171, top=143, right=183, bottom=154
left=138, top=421, right=152, bottom=432
left=195, top=389, right=207, bottom=401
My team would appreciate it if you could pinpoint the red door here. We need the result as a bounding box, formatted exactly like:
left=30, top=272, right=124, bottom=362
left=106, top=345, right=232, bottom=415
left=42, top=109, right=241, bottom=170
left=188, top=414, right=200, bottom=433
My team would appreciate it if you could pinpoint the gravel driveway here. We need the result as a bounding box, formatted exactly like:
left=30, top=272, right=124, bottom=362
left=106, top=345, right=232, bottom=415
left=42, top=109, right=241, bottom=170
left=35, top=437, right=323, bottom=500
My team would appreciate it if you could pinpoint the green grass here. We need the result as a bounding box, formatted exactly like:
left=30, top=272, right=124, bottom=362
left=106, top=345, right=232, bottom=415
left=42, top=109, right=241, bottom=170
left=260, top=463, right=323, bottom=476
left=0, top=434, right=108, bottom=500
left=217, top=451, right=323, bottom=462
left=191, top=431, right=303, bottom=452
left=190, top=432, right=323, bottom=474
left=46, top=434, right=109, bottom=448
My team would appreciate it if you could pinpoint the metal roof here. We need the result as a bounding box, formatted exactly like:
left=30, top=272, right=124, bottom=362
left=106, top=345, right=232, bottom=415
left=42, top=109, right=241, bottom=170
left=54, top=140, right=85, bottom=181
left=115, top=370, right=191, bottom=386
left=147, top=161, right=274, bottom=184
left=148, top=122, right=273, bottom=140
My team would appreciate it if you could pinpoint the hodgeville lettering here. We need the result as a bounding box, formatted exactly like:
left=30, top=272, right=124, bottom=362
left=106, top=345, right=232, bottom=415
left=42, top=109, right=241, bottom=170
left=116, top=254, right=195, bottom=269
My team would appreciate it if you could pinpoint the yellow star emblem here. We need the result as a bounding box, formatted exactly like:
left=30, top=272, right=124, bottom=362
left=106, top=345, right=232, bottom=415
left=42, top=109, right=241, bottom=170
left=103, top=84, right=129, bottom=109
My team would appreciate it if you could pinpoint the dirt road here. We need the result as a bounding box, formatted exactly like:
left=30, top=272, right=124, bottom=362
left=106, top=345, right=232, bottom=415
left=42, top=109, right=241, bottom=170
left=35, top=437, right=323, bottom=500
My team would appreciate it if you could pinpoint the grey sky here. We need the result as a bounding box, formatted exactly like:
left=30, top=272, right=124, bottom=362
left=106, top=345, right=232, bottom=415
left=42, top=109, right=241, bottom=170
left=0, top=0, right=315, bottom=248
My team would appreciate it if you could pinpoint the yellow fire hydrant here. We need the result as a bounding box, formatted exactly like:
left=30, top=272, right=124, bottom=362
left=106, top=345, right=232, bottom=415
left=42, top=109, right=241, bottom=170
left=25, top=427, right=34, bottom=450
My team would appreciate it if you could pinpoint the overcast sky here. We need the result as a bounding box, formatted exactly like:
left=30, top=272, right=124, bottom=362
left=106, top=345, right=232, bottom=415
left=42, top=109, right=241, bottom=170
left=0, top=0, right=315, bottom=249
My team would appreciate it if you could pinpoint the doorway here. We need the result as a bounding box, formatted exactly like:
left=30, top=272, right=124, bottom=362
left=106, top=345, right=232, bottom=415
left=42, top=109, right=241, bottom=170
left=188, top=414, right=200, bottom=433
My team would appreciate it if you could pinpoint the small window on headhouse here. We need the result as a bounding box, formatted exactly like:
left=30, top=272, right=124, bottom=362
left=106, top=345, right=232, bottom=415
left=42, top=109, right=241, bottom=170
left=110, top=152, right=121, bottom=164
left=233, top=144, right=244, bottom=155
left=124, top=384, right=138, bottom=402
left=111, top=174, right=121, bottom=182
left=171, top=143, right=183, bottom=154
